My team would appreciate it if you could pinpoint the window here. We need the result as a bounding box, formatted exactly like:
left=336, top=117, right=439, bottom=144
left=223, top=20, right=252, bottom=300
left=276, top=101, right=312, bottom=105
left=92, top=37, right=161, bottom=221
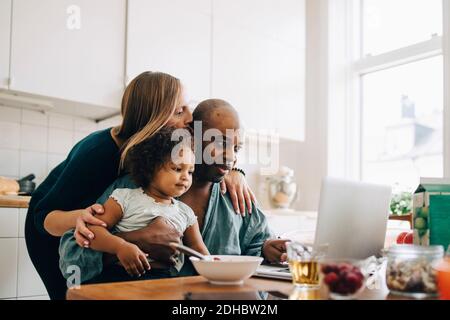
left=361, top=56, right=444, bottom=188
left=354, top=0, right=448, bottom=191
left=327, top=0, right=449, bottom=191
left=363, top=0, right=443, bottom=56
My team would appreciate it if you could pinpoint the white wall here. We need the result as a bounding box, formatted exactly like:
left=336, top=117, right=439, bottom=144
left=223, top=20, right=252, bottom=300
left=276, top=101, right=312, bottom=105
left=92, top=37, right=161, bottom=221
left=95, top=0, right=327, bottom=212
left=0, top=106, right=98, bottom=186
left=241, top=0, right=329, bottom=212
left=211, top=0, right=306, bottom=141
left=0, top=0, right=326, bottom=212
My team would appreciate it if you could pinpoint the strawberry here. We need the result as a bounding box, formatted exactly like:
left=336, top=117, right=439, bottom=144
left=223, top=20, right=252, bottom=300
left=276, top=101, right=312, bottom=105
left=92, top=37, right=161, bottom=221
left=334, top=282, right=350, bottom=295
left=338, top=263, right=353, bottom=273
left=404, top=232, right=413, bottom=244
left=396, top=232, right=408, bottom=244
left=322, top=264, right=339, bottom=274
left=345, top=272, right=363, bottom=293
left=324, top=272, right=339, bottom=286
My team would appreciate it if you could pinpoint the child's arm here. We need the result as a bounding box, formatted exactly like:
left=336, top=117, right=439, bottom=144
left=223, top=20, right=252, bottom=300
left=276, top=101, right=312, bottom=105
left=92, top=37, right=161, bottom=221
left=88, top=197, right=151, bottom=276
left=183, top=222, right=210, bottom=255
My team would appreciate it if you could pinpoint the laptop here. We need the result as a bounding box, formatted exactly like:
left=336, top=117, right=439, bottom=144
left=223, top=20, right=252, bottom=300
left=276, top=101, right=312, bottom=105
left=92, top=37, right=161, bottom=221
left=254, top=177, right=392, bottom=280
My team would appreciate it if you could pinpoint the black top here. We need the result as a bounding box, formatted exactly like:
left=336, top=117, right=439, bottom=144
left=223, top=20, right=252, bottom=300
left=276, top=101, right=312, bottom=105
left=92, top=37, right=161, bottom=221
left=28, top=128, right=120, bottom=235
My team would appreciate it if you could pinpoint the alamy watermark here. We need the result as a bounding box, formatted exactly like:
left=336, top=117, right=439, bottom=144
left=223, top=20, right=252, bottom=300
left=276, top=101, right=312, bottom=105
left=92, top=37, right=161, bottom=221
left=66, top=265, right=81, bottom=290
left=170, top=121, right=280, bottom=176
left=66, top=5, right=81, bottom=30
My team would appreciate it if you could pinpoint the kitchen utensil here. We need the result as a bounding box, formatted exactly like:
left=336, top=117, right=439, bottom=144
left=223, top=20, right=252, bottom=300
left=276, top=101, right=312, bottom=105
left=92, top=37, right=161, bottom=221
left=168, top=242, right=210, bottom=261
left=190, top=255, right=264, bottom=285
left=16, top=174, right=36, bottom=195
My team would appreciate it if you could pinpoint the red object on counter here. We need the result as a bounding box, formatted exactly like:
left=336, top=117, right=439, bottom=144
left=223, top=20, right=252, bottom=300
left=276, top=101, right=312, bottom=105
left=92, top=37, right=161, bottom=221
left=396, top=231, right=413, bottom=244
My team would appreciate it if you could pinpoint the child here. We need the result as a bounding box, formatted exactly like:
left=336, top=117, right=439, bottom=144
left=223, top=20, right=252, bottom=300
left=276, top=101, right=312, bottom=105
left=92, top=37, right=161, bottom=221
left=62, top=127, right=209, bottom=282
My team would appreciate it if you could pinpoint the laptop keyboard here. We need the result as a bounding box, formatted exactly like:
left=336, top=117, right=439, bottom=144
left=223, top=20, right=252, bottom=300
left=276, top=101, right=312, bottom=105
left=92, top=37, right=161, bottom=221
left=277, top=268, right=291, bottom=273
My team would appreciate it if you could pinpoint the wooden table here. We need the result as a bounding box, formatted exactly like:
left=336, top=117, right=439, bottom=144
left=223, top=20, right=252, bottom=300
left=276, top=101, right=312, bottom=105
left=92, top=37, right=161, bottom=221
left=66, top=275, right=402, bottom=300
left=0, top=195, right=30, bottom=208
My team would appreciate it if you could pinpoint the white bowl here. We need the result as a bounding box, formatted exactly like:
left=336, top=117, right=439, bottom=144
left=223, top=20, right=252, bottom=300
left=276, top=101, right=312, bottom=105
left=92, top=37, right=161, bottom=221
left=190, top=255, right=264, bottom=285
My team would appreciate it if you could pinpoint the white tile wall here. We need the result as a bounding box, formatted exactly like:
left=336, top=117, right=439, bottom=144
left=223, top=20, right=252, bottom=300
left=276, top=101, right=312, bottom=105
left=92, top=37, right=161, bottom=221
left=21, top=110, right=47, bottom=126
left=0, top=106, right=99, bottom=185
left=97, top=115, right=122, bottom=130
left=0, top=122, right=21, bottom=149
left=0, top=106, right=100, bottom=301
left=0, top=149, right=20, bottom=176
left=0, top=106, right=21, bottom=122
left=20, top=124, right=48, bottom=152
left=48, top=113, right=74, bottom=130
left=19, top=151, right=47, bottom=181
left=73, top=131, right=89, bottom=146
left=74, top=117, right=98, bottom=132
left=48, top=128, right=73, bottom=154
left=47, top=153, right=65, bottom=173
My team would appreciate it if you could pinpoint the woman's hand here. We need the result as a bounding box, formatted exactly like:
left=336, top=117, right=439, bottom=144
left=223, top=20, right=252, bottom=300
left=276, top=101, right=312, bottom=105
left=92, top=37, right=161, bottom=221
left=262, top=239, right=290, bottom=263
left=74, top=204, right=108, bottom=248
left=116, top=242, right=151, bottom=277
left=220, top=170, right=257, bottom=216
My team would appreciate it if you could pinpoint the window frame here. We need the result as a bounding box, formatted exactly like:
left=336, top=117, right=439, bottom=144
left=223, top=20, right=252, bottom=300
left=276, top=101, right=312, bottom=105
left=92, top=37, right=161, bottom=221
left=327, top=0, right=450, bottom=182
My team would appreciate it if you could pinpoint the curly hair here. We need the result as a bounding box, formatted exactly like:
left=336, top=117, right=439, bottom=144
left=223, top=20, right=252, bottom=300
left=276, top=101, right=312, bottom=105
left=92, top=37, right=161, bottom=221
left=125, top=126, right=193, bottom=189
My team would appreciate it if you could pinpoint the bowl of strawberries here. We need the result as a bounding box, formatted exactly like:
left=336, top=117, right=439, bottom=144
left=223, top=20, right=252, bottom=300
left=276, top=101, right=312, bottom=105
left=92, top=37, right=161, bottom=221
left=321, top=260, right=367, bottom=300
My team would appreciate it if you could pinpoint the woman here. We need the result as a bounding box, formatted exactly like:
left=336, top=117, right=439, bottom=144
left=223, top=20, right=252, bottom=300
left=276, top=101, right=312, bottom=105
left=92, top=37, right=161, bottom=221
left=25, top=71, right=255, bottom=300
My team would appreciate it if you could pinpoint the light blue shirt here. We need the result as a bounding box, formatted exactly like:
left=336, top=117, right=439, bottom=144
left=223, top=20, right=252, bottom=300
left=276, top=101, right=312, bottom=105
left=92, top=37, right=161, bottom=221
left=59, top=175, right=274, bottom=281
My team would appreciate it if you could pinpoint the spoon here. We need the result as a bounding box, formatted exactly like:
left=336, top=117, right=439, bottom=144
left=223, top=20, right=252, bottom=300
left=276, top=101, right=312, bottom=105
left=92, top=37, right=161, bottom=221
left=168, top=242, right=212, bottom=261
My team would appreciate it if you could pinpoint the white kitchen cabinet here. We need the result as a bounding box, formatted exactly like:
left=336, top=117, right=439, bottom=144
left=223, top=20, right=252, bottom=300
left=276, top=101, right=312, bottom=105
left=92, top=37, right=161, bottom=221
left=0, top=0, right=11, bottom=89
left=17, top=238, right=47, bottom=297
left=212, top=0, right=306, bottom=141
left=0, top=208, right=19, bottom=238
left=10, top=0, right=126, bottom=108
left=126, top=0, right=211, bottom=105
left=0, top=239, right=18, bottom=299
left=18, top=208, right=26, bottom=238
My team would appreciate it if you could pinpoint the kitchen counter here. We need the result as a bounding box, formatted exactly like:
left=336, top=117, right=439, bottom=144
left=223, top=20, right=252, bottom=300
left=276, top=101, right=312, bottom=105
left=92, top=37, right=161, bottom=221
left=0, top=195, right=30, bottom=208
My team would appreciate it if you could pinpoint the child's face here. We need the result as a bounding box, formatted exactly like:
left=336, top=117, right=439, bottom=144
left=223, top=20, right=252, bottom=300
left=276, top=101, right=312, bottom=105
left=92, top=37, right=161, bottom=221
left=151, top=146, right=195, bottom=198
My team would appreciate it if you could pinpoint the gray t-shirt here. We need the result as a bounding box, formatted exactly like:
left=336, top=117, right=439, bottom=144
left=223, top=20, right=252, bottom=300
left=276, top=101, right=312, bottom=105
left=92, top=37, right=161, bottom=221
left=110, top=188, right=197, bottom=234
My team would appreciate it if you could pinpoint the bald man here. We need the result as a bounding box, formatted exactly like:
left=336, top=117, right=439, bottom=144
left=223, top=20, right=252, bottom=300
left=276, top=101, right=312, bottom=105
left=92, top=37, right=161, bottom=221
left=178, top=99, right=288, bottom=274
left=59, top=99, right=287, bottom=283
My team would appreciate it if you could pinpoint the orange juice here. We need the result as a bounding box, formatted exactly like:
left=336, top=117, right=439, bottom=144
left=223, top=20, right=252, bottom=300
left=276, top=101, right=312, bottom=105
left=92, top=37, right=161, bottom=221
left=436, top=257, right=450, bottom=300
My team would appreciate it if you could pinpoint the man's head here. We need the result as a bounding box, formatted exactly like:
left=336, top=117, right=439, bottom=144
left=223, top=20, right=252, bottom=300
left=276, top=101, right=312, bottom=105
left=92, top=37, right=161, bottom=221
left=192, top=99, right=243, bottom=183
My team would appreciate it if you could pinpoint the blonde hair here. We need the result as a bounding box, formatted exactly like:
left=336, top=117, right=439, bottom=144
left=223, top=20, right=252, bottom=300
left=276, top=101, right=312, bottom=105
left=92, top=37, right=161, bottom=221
left=118, top=71, right=182, bottom=170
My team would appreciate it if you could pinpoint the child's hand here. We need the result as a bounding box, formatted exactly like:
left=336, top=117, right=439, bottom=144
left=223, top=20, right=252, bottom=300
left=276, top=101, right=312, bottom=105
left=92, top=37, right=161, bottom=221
left=116, top=242, right=151, bottom=277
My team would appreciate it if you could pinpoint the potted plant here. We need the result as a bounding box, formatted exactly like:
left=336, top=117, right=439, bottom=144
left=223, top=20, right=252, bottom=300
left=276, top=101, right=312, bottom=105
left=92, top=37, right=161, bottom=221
left=389, top=191, right=413, bottom=228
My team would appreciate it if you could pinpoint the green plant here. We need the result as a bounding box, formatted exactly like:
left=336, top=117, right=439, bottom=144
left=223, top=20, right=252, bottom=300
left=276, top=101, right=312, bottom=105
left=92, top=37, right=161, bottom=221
left=390, top=192, right=412, bottom=216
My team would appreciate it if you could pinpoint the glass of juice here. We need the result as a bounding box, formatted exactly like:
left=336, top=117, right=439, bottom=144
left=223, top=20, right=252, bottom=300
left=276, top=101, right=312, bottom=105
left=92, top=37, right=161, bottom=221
left=287, top=242, right=328, bottom=289
left=435, top=246, right=450, bottom=300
